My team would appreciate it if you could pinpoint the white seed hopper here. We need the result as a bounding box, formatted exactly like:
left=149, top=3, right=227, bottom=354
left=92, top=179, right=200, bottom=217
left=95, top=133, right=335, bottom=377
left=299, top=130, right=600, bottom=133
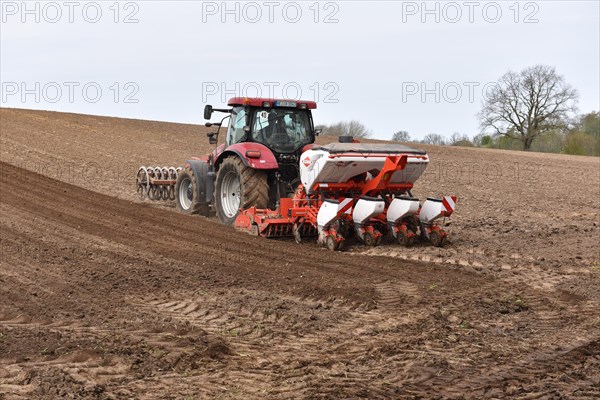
left=300, top=143, right=429, bottom=194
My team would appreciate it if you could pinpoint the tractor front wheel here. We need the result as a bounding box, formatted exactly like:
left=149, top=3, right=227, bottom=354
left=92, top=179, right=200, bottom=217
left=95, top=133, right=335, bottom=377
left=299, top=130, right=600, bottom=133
left=215, top=157, right=268, bottom=225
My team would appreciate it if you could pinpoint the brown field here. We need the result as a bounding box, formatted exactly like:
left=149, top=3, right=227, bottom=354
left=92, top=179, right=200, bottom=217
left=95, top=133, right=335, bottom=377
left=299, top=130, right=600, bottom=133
left=1, top=108, right=599, bottom=399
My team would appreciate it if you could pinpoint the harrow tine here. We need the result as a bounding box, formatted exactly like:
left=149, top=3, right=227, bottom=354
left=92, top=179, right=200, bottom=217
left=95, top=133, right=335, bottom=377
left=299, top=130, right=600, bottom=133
left=137, top=165, right=182, bottom=202
left=136, top=166, right=150, bottom=199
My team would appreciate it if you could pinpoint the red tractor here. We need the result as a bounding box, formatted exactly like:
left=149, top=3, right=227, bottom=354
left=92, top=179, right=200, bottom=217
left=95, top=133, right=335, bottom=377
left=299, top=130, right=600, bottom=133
left=178, top=97, right=319, bottom=224
left=137, top=97, right=456, bottom=250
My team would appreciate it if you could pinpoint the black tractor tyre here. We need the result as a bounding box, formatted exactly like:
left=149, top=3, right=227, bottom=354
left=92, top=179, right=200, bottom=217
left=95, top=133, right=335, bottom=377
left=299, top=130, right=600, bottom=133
left=175, top=166, right=210, bottom=216
left=215, top=157, right=269, bottom=225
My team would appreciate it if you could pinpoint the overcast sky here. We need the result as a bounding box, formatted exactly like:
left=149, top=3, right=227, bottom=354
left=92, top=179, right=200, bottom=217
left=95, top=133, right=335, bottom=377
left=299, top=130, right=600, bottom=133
left=1, top=0, right=599, bottom=140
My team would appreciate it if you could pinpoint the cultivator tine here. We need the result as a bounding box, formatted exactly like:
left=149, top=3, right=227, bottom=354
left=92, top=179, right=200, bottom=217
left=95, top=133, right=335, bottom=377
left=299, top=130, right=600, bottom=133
left=302, top=224, right=317, bottom=237
left=261, top=223, right=298, bottom=238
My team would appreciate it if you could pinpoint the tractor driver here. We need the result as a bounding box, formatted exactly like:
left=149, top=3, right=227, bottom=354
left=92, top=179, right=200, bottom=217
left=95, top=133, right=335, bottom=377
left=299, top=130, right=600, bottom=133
left=266, top=111, right=285, bottom=137
left=255, top=111, right=292, bottom=147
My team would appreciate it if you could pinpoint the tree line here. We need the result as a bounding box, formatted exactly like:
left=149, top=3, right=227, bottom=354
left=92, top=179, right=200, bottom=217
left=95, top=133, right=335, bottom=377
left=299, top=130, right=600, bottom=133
left=318, top=65, right=599, bottom=156
left=391, top=111, right=599, bottom=156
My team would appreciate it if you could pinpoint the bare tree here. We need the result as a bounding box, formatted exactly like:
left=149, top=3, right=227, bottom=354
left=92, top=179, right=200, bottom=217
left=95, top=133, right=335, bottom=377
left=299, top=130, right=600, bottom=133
left=422, top=133, right=446, bottom=145
left=448, top=132, right=473, bottom=146
left=479, top=65, right=578, bottom=151
left=449, top=132, right=464, bottom=145
left=344, top=121, right=371, bottom=138
left=321, top=121, right=371, bottom=138
left=392, top=130, right=410, bottom=142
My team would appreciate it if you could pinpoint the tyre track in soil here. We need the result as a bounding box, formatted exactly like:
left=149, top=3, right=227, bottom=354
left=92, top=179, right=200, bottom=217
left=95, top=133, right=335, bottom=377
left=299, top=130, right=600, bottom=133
left=1, top=161, right=599, bottom=399
left=130, top=281, right=599, bottom=398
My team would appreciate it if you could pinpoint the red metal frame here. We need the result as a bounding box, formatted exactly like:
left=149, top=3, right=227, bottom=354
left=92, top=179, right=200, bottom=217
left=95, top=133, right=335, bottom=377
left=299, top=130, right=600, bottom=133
left=233, top=151, right=456, bottom=248
left=235, top=153, right=418, bottom=237
left=227, top=97, right=317, bottom=109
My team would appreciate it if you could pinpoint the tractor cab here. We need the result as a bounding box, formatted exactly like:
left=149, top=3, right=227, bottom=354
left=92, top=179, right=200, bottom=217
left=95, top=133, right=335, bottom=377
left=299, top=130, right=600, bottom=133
left=220, top=97, right=317, bottom=153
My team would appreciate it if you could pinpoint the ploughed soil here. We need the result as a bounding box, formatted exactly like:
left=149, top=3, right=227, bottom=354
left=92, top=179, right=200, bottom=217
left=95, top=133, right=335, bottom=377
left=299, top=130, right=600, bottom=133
left=1, top=108, right=599, bottom=399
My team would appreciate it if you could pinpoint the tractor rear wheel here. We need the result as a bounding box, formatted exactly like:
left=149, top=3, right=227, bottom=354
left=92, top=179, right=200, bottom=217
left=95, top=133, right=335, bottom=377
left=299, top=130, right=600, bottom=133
left=215, top=157, right=268, bottom=225
left=175, top=166, right=209, bottom=216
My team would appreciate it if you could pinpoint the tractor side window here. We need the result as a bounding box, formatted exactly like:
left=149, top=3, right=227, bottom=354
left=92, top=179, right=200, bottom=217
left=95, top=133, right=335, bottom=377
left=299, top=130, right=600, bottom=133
left=227, top=107, right=246, bottom=146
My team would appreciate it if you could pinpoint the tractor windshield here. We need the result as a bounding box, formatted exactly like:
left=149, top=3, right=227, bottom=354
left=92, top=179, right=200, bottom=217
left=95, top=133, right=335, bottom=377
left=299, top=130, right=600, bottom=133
left=252, top=108, right=312, bottom=153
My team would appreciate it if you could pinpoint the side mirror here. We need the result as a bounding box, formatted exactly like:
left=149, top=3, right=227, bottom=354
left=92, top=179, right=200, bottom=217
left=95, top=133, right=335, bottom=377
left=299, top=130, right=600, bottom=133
left=207, top=132, right=218, bottom=144
left=204, top=105, right=213, bottom=120
left=314, top=129, right=322, bottom=136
